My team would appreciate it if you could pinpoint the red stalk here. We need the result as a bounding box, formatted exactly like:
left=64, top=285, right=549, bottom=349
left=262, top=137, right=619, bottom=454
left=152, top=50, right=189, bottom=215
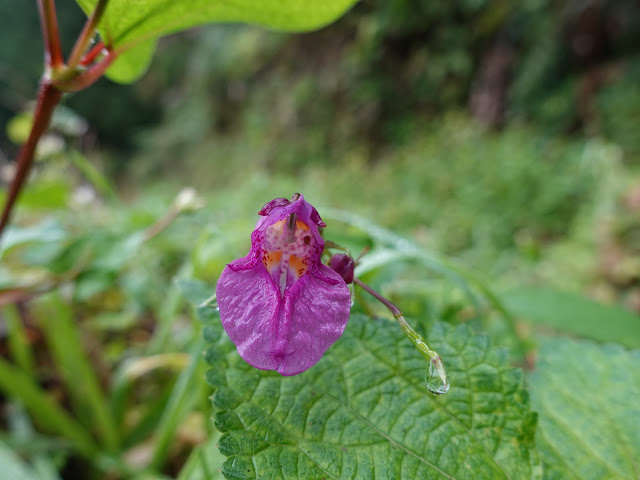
left=37, top=0, right=64, bottom=70
left=67, top=0, right=110, bottom=69
left=0, top=82, right=62, bottom=236
left=80, top=41, right=106, bottom=66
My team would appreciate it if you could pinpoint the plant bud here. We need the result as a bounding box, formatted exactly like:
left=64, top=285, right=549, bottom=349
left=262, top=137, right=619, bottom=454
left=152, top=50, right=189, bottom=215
left=329, top=253, right=355, bottom=284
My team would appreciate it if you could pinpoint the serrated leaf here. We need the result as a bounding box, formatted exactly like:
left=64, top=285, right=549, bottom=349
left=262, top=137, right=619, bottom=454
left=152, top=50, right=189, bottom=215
left=529, top=338, right=640, bottom=480
left=74, top=0, right=358, bottom=82
left=502, top=287, right=640, bottom=348
left=203, top=313, right=540, bottom=480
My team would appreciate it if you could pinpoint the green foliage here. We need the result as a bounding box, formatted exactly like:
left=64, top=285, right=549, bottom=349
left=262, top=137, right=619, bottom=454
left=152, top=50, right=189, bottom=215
left=176, top=431, right=225, bottom=480
left=2, top=1, right=640, bottom=478
left=136, top=110, right=597, bottom=259
left=0, top=185, right=213, bottom=478
left=74, top=0, right=358, bottom=82
left=597, top=57, right=640, bottom=156
left=0, top=440, right=44, bottom=480
left=502, top=287, right=640, bottom=348
left=194, top=281, right=539, bottom=480
left=529, top=338, right=640, bottom=480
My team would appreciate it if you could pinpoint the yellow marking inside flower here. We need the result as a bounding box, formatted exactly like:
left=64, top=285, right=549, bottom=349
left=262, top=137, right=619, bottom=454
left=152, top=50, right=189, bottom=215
left=263, top=250, right=282, bottom=272
left=262, top=218, right=314, bottom=295
left=289, top=255, right=309, bottom=278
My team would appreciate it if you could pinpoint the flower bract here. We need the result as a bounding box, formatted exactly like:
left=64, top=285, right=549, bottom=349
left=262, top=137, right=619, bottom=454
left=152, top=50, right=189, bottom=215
left=216, top=194, right=351, bottom=375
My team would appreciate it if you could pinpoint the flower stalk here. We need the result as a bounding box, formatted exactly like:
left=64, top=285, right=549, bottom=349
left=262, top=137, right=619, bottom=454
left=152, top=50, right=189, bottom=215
left=0, top=81, right=62, bottom=236
left=353, top=277, right=450, bottom=395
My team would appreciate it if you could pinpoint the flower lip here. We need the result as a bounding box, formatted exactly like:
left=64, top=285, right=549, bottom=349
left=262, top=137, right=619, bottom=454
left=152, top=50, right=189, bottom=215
left=215, top=194, right=352, bottom=376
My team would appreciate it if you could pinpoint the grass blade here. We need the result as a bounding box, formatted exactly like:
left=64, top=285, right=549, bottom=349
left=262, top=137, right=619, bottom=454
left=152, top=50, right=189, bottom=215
left=33, top=293, right=119, bottom=452
left=0, top=359, right=97, bottom=457
left=3, top=305, right=35, bottom=375
left=149, top=339, right=206, bottom=471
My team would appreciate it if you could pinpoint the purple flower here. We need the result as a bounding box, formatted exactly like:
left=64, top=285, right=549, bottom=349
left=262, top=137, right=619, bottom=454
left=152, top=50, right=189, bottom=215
left=216, top=194, right=351, bottom=376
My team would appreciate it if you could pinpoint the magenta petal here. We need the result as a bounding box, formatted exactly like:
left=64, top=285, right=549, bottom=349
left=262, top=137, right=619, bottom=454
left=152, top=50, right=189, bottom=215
left=276, top=265, right=351, bottom=375
left=216, top=261, right=351, bottom=375
left=216, top=262, right=281, bottom=372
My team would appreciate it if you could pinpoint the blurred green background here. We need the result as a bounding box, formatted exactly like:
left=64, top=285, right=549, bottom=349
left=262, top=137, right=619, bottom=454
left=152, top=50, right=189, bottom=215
left=1, top=0, right=639, bottom=478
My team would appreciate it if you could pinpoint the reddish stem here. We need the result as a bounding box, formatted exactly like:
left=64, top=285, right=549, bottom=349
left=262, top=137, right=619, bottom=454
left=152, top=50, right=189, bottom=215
left=57, top=52, right=117, bottom=92
left=353, top=278, right=402, bottom=317
left=0, top=82, right=62, bottom=236
left=80, top=41, right=106, bottom=66
left=67, top=0, right=110, bottom=69
left=143, top=206, right=180, bottom=242
left=37, top=0, right=64, bottom=70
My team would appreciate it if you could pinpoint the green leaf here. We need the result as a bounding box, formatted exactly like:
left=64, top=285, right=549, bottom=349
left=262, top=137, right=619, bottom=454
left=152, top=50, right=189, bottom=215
left=104, top=39, right=156, bottom=84
left=175, top=277, right=214, bottom=307
left=529, top=338, right=640, bottom=480
left=149, top=339, right=207, bottom=470
left=177, top=430, right=226, bottom=480
left=501, top=287, right=640, bottom=348
left=74, top=0, right=358, bottom=82
left=0, top=440, right=46, bottom=480
left=0, top=219, right=66, bottom=259
left=67, top=150, right=117, bottom=199
left=0, top=181, right=70, bottom=210
left=3, top=304, right=35, bottom=375
left=33, top=294, right=119, bottom=452
left=0, top=359, right=98, bottom=458
left=322, top=208, right=514, bottom=321
left=203, top=311, right=540, bottom=479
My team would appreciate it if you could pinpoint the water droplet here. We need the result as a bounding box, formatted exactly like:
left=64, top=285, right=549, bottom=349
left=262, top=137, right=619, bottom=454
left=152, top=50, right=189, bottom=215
left=425, top=355, right=450, bottom=395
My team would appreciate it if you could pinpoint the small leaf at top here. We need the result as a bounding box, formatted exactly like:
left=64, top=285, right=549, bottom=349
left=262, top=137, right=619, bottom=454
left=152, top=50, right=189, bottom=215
left=103, top=38, right=156, bottom=83
left=74, top=0, right=358, bottom=83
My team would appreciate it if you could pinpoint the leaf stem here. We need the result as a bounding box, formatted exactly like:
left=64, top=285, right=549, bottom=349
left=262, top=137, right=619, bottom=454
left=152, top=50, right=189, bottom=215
left=80, top=41, right=106, bottom=66
left=37, top=0, right=64, bottom=71
left=143, top=206, right=181, bottom=242
left=354, top=278, right=449, bottom=394
left=0, top=81, right=62, bottom=238
left=67, top=0, right=110, bottom=69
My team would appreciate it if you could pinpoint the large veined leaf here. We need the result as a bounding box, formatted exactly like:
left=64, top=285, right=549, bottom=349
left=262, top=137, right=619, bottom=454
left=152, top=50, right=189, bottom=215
left=198, top=297, right=540, bottom=479
left=74, top=0, right=358, bottom=82
left=529, top=338, right=640, bottom=480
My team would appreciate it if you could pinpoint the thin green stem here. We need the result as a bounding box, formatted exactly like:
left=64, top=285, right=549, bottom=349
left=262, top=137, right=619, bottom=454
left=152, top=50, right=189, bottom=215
left=37, top=0, right=64, bottom=71
left=354, top=278, right=450, bottom=394
left=0, top=81, right=62, bottom=238
left=67, top=0, right=110, bottom=69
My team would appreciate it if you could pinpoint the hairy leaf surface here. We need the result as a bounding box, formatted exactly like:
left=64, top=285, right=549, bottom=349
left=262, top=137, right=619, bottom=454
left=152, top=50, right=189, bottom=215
left=530, top=338, right=640, bottom=480
left=199, top=300, right=540, bottom=480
